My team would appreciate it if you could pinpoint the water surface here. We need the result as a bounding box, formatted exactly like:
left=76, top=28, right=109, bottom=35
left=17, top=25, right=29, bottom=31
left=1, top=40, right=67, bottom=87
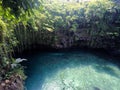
left=22, top=50, right=120, bottom=90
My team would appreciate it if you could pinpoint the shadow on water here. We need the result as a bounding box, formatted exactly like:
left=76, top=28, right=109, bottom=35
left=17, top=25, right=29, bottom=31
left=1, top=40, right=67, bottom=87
left=17, top=48, right=120, bottom=90
left=89, top=49, right=120, bottom=78
left=93, top=63, right=120, bottom=78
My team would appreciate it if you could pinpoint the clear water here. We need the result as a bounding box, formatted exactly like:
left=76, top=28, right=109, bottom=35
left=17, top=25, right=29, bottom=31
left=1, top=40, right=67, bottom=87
left=22, top=50, right=120, bottom=90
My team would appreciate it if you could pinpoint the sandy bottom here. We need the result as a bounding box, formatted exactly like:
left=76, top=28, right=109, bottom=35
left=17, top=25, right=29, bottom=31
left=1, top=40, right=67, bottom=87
left=24, top=51, right=120, bottom=90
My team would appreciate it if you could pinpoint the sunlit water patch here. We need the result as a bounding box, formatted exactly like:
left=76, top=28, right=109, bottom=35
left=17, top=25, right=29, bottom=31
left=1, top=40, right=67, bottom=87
left=22, top=51, right=120, bottom=90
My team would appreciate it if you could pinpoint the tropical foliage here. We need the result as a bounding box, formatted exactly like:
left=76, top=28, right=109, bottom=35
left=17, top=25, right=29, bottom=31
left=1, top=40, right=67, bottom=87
left=0, top=0, right=42, bottom=83
left=15, top=0, right=120, bottom=49
left=0, top=0, right=120, bottom=86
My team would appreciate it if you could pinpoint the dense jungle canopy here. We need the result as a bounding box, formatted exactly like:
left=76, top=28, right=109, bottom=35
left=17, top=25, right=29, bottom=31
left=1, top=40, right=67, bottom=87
left=0, top=0, right=120, bottom=90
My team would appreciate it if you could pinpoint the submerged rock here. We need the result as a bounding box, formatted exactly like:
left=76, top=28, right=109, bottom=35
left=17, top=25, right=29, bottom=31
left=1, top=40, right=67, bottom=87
left=93, top=87, right=100, bottom=90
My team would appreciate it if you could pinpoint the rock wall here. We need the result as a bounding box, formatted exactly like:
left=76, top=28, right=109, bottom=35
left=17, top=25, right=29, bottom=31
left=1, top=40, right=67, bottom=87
left=0, top=75, right=24, bottom=90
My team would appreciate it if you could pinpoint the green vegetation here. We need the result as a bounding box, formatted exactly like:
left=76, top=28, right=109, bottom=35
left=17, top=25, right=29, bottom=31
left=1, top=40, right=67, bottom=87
left=0, top=0, right=120, bottom=89
left=14, top=0, right=120, bottom=49
left=0, top=0, right=42, bottom=84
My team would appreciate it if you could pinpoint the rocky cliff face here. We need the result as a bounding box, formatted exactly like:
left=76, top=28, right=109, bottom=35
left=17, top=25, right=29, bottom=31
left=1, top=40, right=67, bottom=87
left=0, top=75, right=24, bottom=90
left=14, top=27, right=120, bottom=52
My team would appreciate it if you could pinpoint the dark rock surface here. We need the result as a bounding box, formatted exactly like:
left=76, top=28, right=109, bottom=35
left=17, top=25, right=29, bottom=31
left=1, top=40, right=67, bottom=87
left=0, top=76, right=24, bottom=90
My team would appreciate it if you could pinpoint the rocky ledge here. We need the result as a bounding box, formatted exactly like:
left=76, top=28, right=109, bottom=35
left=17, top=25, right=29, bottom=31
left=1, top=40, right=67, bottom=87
left=0, top=75, right=24, bottom=90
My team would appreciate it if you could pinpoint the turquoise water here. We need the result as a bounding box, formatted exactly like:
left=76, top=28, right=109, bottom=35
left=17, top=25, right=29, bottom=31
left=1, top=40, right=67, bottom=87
left=22, top=50, right=120, bottom=90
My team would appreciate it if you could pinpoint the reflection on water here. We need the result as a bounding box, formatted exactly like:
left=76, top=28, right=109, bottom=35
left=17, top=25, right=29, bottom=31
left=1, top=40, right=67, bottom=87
left=23, top=51, right=120, bottom=90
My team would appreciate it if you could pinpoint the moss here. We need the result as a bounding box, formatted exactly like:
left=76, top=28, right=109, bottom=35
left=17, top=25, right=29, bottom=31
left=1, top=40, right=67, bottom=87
left=0, top=19, right=7, bottom=43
